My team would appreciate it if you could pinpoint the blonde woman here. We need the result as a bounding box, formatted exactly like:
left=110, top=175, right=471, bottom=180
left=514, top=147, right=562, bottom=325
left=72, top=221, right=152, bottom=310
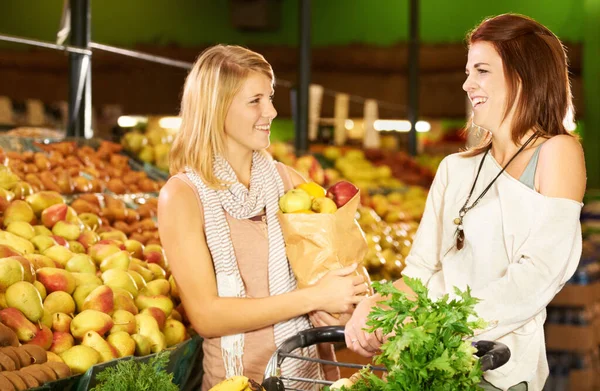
left=158, top=45, right=367, bottom=390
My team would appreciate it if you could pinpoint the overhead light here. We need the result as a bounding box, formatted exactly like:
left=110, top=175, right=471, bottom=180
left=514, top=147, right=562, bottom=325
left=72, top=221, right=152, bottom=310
left=117, top=116, right=146, bottom=128
left=344, top=119, right=354, bottom=130
left=416, top=121, right=431, bottom=132
left=373, top=120, right=431, bottom=133
left=159, top=116, right=182, bottom=130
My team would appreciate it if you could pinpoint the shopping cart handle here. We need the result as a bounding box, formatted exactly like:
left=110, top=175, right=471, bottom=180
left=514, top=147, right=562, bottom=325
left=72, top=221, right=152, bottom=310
left=473, top=340, right=511, bottom=371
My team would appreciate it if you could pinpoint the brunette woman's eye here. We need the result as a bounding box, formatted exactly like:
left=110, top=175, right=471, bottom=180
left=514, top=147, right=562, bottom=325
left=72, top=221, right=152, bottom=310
left=478, top=69, right=489, bottom=74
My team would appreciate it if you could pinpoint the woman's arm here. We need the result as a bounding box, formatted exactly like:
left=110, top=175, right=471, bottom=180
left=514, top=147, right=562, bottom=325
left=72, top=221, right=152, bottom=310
left=344, top=156, right=451, bottom=356
left=158, top=178, right=367, bottom=339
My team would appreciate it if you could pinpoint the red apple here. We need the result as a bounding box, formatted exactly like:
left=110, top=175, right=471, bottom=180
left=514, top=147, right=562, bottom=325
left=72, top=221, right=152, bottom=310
left=326, top=181, right=359, bottom=208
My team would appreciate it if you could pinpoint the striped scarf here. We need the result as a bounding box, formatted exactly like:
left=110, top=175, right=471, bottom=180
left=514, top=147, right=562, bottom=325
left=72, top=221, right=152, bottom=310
left=185, top=152, right=320, bottom=388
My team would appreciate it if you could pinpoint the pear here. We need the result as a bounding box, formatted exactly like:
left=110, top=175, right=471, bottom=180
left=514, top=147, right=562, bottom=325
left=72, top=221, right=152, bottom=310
left=99, top=250, right=131, bottom=272
left=78, top=213, right=102, bottom=231
left=0, top=257, right=24, bottom=292
left=59, top=345, right=100, bottom=374
left=88, top=244, right=121, bottom=266
left=134, top=313, right=166, bottom=353
left=40, top=203, right=68, bottom=229
left=5, top=221, right=35, bottom=240
left=140, top=279, right=170, bottom=297
left=9, top=256, right=35, bottom=283
left=5, top=281, right=44, bottom=322
left=52, top=221, right=81, bottom=241
left=163, top=319, right=186, bottom=347
left=110, top=310, right=136, bottom=334
left=70, top=310, right=114, bottom=339
left=169, top=309, right=183, bottom=322
left=0, top=308, right=38, bottom=342
left=43, top=291, right=75, bottom=315
left=25, top=191, right=64, bottom=216
left=143, top=244, right=167, bottom=269
left=146, top=263, right=167, bottom=280
left=27, top=324, right=53, bottom=350
left=71, top=273, right=102, bottom=288
left=100, top=230, right=128, bottom=244
left=30, top=235, right=57, bottom=253
left=102, top=269, right=138, bottom=298
left=127, top=270, right=146, bottom=291
left=65, top=254, right=96, bottom=274
left=135, top=295, right=173, bottom=317
left=36, top=268, right=76, bottom=294
left=112, top=288, right=138, bottom=315
left=33, top=281, right=47, bottom=301
left=0, top=232, right=34, bottom=256
left=49, top=331, right=75, bottom=355
left=42, top=245, right=73, bottom=268
left=131, top=333, right=152, bottom=356
left=24, top=254, right=55, bottom=270
left=169, top=275, right=179, bottom=300
left=77, top=230, right=100, bottom=250
left=124, top=239, right=144, bottom=259
left=3, top=200, right=34, bottom=226
left=73, top=283, right=102, bottom=313
left=141, top=307, right=166, bottom=330
left=107, top=331, right=135, bottom=358
left=52, top=312, right=72, bottom=333
left=33, top=225, right=53, bottom=236
left=41, top=309, right=53, bottom=329
left=45, top=351, right=63, bottom=363
left=82, top=285, right=114, bottom=314
left=4, top=282, right=42, bottom=325
left=67, top=241, right=86, bottom=254
left=128, top=263, right=154, bottom=283
left=81, top=330, right=117, bottom=363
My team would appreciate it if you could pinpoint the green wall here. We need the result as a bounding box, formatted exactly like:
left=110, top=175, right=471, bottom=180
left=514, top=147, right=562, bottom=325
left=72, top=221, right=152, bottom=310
left=0, top=0, right=584, bottom=48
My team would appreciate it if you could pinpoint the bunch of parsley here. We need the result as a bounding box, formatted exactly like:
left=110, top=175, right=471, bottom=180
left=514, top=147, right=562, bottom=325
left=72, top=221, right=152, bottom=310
left=90, top=351, right=179, bottom=391
left=345, top=277, right=488, bottom=391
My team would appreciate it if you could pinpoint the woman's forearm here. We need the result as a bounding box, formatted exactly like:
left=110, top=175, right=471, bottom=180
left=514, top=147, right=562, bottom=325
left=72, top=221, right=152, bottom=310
left=185, top=287, right=318, bottom=338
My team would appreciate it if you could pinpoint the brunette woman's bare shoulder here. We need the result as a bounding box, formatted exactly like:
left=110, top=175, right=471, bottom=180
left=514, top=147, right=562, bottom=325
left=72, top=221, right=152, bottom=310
left=537, top=134, right=586, bottom=202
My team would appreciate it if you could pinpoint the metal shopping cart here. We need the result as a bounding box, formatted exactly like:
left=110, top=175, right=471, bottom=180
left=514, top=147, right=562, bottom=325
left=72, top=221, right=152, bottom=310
left=261, top=326, right=511, bottom=391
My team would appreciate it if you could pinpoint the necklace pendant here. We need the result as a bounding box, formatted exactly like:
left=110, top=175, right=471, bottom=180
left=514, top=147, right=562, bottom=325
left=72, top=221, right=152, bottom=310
left=453, top=217, right=461, bottom=225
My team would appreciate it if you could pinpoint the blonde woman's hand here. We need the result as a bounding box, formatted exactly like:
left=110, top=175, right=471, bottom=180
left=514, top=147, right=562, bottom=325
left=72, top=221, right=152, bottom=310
left=309, top=310, right=352, bottom=327
left=310, top=264, right=368, bottom=314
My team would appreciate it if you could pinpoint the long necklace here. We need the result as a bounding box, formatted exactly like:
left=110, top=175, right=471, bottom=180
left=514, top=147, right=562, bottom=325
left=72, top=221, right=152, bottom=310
left=454, top=133, right=538, bottom=250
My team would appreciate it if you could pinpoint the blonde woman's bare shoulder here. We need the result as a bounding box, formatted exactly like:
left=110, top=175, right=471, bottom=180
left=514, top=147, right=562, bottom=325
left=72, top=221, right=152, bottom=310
left=538, top=134, right=586, bottom=202
left=158, top=176, right=203, bottom=219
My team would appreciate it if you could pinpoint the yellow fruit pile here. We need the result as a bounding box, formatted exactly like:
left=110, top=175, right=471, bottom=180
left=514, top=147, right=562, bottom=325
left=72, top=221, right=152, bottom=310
left=279, top=182, right=338, bottom=214
left=0, top=191, right=189, bottom=377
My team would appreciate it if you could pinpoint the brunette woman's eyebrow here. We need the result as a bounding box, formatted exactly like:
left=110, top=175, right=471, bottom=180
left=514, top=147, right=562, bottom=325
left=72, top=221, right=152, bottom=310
left=465, top=62, right=490, bottom=73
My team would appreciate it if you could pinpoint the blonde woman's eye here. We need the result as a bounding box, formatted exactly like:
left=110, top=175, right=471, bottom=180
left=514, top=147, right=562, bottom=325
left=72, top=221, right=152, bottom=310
left=269, top=95, right=274, bottom=102
left=250, top=98, right=260, bottom=104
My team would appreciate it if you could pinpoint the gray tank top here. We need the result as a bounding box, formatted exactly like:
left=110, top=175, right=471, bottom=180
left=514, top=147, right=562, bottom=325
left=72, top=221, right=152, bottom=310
left=519, top=143, right=543, bottom=190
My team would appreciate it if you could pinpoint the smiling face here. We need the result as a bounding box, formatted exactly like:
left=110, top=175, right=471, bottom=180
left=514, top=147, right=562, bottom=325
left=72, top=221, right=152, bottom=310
left=463, top=41, right=517, bottom=133
left=224, top=71, right=277, bottom=155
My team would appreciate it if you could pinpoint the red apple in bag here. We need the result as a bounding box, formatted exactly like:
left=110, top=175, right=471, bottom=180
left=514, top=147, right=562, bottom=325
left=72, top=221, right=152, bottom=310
left=326, top=181, right=359, bottom=208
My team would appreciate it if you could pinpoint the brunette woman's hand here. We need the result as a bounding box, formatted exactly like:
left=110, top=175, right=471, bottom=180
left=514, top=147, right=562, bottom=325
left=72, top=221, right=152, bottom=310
left=309, top=264, right=368, bottom=314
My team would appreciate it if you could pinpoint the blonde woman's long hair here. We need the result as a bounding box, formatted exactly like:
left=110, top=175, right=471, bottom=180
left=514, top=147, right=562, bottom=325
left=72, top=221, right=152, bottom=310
left=169, top=45, right=275, bottom=188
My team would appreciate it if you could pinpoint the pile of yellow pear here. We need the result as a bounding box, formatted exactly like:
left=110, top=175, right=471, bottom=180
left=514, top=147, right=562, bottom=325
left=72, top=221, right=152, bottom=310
left=0, top=191, right=189, bottom=377
left=278, top=182, right=338, bottom=214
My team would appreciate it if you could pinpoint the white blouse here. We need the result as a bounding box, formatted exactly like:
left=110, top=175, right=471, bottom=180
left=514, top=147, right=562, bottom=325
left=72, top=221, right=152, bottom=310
left=402, top=152, right=582, bottom=391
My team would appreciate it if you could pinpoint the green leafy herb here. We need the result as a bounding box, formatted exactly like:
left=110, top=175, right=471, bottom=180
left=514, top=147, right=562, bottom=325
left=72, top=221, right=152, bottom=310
left=347, top=277, right=487, bottom=391
left=90, top=351, right=179, bottom=391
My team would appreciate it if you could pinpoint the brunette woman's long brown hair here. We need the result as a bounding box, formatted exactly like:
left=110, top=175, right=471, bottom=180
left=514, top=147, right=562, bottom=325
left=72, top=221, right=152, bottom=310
left=465, top=14, right=575, bottom=156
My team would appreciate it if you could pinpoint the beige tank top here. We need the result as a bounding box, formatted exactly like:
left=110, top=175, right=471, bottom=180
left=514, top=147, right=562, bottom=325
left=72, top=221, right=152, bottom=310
left=170, top=163, right=337, bottom=391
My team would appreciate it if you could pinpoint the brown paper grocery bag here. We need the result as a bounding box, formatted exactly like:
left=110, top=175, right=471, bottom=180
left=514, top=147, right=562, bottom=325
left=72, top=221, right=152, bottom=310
left=278, top=192, right=372, bottom=295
